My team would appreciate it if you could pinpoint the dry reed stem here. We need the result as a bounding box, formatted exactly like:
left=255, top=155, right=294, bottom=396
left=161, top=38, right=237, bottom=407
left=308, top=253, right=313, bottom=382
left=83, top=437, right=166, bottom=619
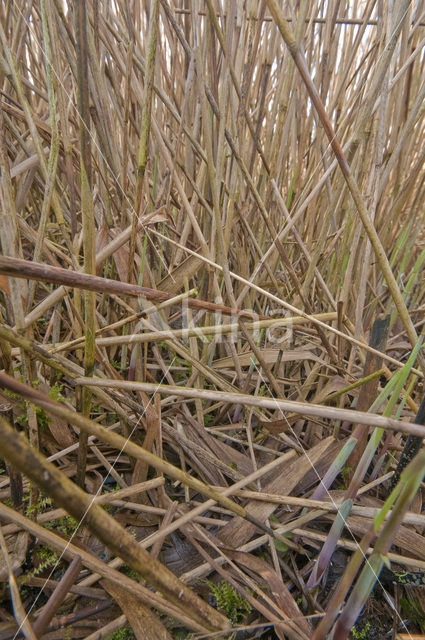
left=1, top=1, right=425, bottom=635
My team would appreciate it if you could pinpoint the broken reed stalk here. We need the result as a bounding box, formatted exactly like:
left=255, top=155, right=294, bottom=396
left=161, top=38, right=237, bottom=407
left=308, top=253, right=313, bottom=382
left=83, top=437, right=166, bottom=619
left=0, top=255, right=256, bottom=318
left=72, top=377, right=425, bottom=438
left=0, top=415, right=230, bottom=632
left=1, top=254, right=422, bottom=380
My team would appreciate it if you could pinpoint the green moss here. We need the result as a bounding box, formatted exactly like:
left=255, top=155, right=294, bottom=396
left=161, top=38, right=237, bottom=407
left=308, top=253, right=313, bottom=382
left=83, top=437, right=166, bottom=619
left=203, top=412, right=215, bottom=426
left=205, top=579, right=251, bottom=624
left=338, top=466, right=353, bottom=490
left=15, top=382, right=66, bottom=432
left=24, top=545, right=58, bottom=581
left=351, top=621, right=371, bottom=639
left=49, top=382, right=65, bottom=402
left=45, top=515, right=79, bottom=536
left=107, top=626, right=135, bottom=640
left=24, top=492, right=53, bottom=517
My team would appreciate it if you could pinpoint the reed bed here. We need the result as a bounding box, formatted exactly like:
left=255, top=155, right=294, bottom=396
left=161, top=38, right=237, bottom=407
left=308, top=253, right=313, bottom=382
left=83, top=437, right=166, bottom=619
left=0, top=1, right=425, bottom=638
